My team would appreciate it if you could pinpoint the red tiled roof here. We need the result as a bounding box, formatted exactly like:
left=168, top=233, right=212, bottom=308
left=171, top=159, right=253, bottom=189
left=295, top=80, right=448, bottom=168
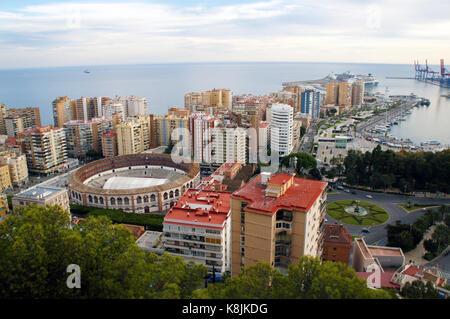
left=267, top=172, right=293, bottom=185
left=232, top=173, right=327, bottom=215
left=323, top=224, right=352, bottom=246
left=164, top=189, right=232, bottom=228
left=357, top=271, right=400, bottom=289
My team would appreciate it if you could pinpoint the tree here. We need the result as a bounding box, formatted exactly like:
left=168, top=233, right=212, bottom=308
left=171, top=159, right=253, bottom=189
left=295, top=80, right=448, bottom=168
left=400, top=280, right=440, bottom=299
left=196, top=257, right=391, bottom=299
left=300, top=126, right=306, bottom=137
left=295, top=153, right=317, bottom=174
left=0, top=205, right=207, bottom=298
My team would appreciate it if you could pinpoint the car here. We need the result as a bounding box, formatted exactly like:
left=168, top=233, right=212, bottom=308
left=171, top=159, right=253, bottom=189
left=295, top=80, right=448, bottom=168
left=351, top=191, right=357, bottom=195
left=361, top=227, right=370, bottom=233
left=344, top=189, right=350, bottom=193
left=366, top=195, right=373, bottom=199
left=337, top=186, right=344, bottom=190
left=207, top=274, right=222, bottom=283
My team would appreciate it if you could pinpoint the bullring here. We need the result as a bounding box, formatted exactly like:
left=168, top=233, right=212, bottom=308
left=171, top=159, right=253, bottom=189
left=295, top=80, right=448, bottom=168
left=68, top=154, right=200, bottom=213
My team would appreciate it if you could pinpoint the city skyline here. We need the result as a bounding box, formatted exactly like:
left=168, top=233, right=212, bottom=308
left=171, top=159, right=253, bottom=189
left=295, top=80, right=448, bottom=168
left=1, top=0, right=449, bottom=69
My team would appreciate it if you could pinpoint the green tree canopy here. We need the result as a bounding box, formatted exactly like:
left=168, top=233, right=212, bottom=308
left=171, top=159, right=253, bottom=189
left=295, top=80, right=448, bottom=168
left=400, top=280, right=440, bottom=299
left=0, top=205, right=207, bottom=298
left=195, top=257, right=391, bottom=299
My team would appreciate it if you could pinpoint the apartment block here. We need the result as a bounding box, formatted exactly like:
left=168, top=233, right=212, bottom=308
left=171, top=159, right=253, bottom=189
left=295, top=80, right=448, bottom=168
left=0, top=104, right=6, bottom=135
left=53, top=96, right=76, bottom=128
left=282, top=86, right=303, bottom=112
left=211, top=126, right=247, bottom=164
left=75, top=97, right=109, bottom=121
left=320, top=223, right=352, bottom=265
left=163, top=189, right=232, bottom=274
left=116, top=115, right=151, bottom=155
left=63, top=118, right=114, bottom=158
left=0, top=150, right=28, bottom=187
left=12, top=186, right=70, bottom=213
left=351, top=80, right=365, bottom=107
left=151, top=113, right=189, bottom=148
left=269, top=103, right=293, bottom=156
left=231, top=172, right=328, bottom=276
left=7, top=107, right=42, bottom=129
left=185, top=89, right=232, bottom=113
left=189, top=112, right=219, bottom=163
left=300, top=89, right=321, bottom=120
left=101, top=131, right=118, bottom=158
left=326, top=82, right=351, bottom=107
left=4, top=114, right=24, bottom=138
left=19, top=126, right=68, bottom=174
left=110, top=96, right=149, bottom=118
left=0, top=164, right=12, bottom=191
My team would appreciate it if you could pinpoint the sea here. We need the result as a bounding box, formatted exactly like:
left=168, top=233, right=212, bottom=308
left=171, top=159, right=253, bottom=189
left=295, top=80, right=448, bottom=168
left=0, top=62, right=449, bottom=145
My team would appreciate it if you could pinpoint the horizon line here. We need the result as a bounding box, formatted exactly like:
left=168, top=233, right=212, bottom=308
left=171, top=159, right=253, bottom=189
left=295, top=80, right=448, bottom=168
left=0, top=60, right=417, bottom=71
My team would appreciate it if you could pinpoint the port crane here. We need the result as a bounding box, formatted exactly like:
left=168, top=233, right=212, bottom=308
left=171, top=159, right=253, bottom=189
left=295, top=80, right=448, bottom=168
left=414, top=58, right=450, bottom=88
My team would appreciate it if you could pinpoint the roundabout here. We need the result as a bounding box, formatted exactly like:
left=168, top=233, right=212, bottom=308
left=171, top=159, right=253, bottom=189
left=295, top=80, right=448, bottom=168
left=326, top=200, right=389, bottom=226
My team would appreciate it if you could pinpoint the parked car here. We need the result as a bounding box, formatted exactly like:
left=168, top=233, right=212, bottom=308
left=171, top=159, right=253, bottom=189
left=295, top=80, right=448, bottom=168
left=366, top=195, right=373, bottom=199
left=344, top=189, right=350, bottom=193
left=337, top=186, right=344, bottom=190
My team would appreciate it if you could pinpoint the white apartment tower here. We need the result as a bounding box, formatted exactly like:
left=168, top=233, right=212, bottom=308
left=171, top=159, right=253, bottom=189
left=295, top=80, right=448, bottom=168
left=212, top=127, right=247, bottom=164
left=269, top=103, right=294, bottom=156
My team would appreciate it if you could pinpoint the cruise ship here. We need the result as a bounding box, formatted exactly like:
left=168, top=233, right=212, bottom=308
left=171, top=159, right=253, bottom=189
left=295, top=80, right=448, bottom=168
left=360, top=74, right=379, bottom=87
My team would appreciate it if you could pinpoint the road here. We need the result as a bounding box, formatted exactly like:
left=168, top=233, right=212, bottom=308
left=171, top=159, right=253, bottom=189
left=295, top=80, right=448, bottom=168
left=325, top=189, right=450, bottom=247
left=297, top=121, right=319, bottom=154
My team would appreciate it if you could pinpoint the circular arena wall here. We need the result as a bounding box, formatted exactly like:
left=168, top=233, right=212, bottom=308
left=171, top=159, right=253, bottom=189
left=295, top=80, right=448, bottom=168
left=68, top=154, right=200, bottom=213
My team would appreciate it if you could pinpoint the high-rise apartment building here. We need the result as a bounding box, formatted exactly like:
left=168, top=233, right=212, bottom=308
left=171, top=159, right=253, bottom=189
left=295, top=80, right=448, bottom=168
left=211, top=126, right=247, bottom=164
left=326, top=82, right=351, bottom=107
left=151, top=113, right=189, bottom=148
left=103, top=102, right=126, bottom=122
left=4, top=114, right=24, bottom=138
left=0, top=150, right=28, bottom=187
left=163, top=189, right=232, bottom=274
left=116, top=115, right=151, bottom=155
left=269, top=103, right=293, bottom=157
left=0, top=104, right=7, bottom=135
left=0, top=164, right=12, bottom=191
left=110, top=96, right=149, bottom=118
left=189, top=112, right=219, bottom=163
left=6, top=107, right=42, bottom=129
left=19, top=126, right=68, bottom=174
left=101, top=131, right=118, bottom=158
left=231, top=172, right=328, bottom=276
left=282, top=86, right=303, bottom=112
left=63, top=118, right=114, bottom=158
left=53, top=96, right=76, bottom=128
left=351, top=80, right=365, bottom=107
left=185, top=89, right=232, bottom=113
left=300, top=89, right=321, bottom=120
left=75, top=97, right=109, bottom=122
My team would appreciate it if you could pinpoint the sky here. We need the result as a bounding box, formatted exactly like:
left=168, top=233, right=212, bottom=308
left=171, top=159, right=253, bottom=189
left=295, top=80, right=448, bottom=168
left=0, top=0, right=449, bottom=68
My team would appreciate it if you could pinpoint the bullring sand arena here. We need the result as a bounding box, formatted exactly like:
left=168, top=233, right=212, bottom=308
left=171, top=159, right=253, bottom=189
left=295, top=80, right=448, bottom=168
left=68, top=154, right=200, bottom=213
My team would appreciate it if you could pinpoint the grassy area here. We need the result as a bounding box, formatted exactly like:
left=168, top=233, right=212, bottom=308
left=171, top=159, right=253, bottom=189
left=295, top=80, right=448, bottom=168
left=398, top=203, right=440, bottom=212
left=326, top=200, right=389, bottom=226
left=70, top=204, right=164, bottom=231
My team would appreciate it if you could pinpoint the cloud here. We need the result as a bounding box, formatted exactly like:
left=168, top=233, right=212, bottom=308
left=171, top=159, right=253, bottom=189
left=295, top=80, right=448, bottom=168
left=0, top=0, right=449, bottom=68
